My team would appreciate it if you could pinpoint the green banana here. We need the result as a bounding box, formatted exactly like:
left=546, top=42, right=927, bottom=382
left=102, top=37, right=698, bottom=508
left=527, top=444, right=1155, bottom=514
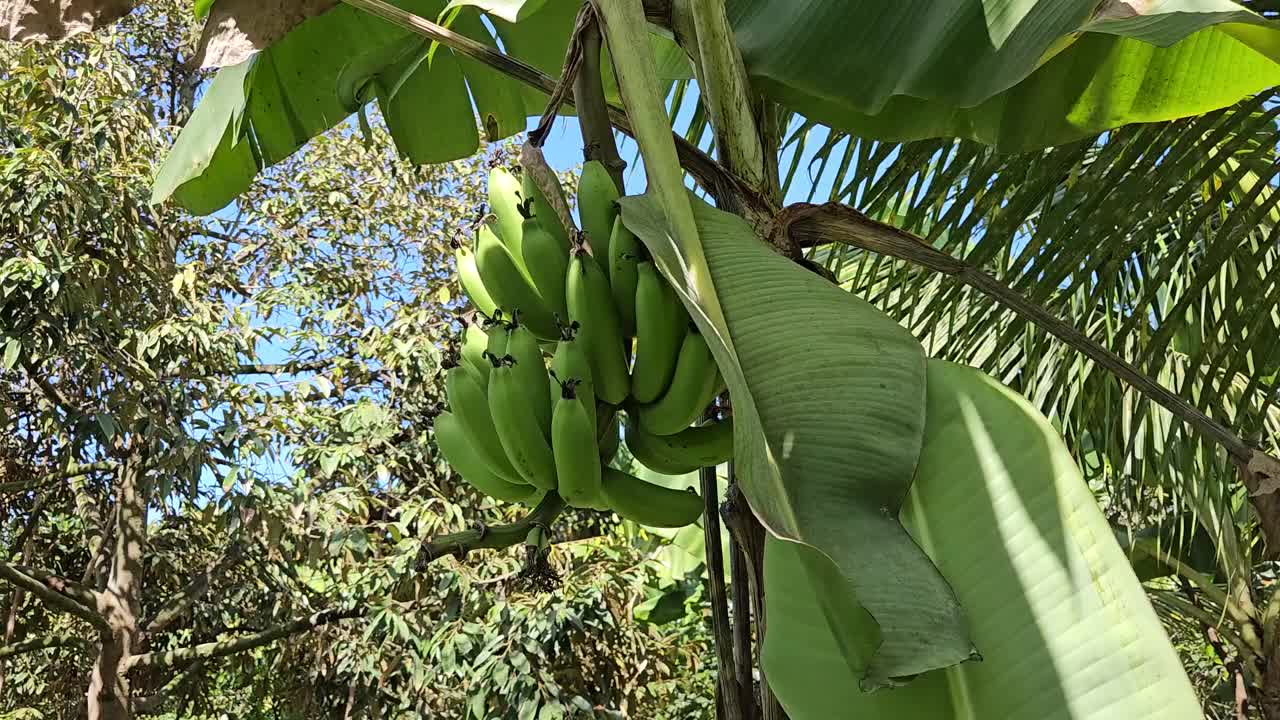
left=598, top=409, right=621, bottom=464
left=459, top=322, right=492, bottom=385
left=566, top=249, right=630, bottom=404
left=435, top=412, right=542, bottom=504
left=485, top=315, right=510, bottom=359
left=518, top=200, right=570, bottom=322
left=487, top=167, right=525, bottom=260
left=521, top=167, right=571, bottom=250
left=444, top=367, right=523, bottom=483
left=504, top=320, right=553, bottom=441
left=488, top=360, right=557, bottom=490
left=697, top=370, right=726, bottom=418
left=548, top=323, right=596, bottom=430
left=625, top=414, right=733, bottom=475
left=578, top=160, right=620, bottom=276
left=607, top=216, right=640, bottom=337
left=552, top=379, right=603, bottom=508
left=454, top=242, right=498, bottom=318
left=600, top=467, right=703, bottom=528
left=633, top=325, right=717, bottom=435
left=474, top=224, right=558, bottom=340
left=630, top=261, right=686, bottom=403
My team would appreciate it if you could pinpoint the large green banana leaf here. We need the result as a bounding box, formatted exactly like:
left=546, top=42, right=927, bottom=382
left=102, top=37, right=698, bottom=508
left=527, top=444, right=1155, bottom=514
left=762, top=360, right=1200, bottom=719
left=620, top=193, right=972, bottom=688
left=727, top=0, right=1280, bottom=150
left=151, top=0, right=694, bottom=214
left=153, top=0, right=1280, bottom=213
left=151, top=0, right=568, bottom=213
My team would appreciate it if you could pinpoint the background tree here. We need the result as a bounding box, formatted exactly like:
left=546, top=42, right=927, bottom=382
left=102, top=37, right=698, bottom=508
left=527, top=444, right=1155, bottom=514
left=0, top=5, right=716, bottom=717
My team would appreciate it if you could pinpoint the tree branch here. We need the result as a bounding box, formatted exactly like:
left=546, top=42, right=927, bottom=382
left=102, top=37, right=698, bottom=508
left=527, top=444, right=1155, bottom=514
left=126, top=495, right=567, bottom=670
left=0, top=461, right=114, bottom=497
left=777, top=201, right=1280, bottom=499
left=5, top=565, right=100, bottom=611
left=134, top=660, right=206, bottom=715
left=414, top=491, right=566, bottom=568
left=127, top=607, right=364, bottom=669
left=7, top=492, right=48, bottom=558
left=0, top=561, right=108, bottom=632
left=142, top=544, right=245, bottom=634
left=0, top=633, right=92, bottom=660
left=21, top=359, right=87, bottom=418
left=0, top=479, right=38, bottom=496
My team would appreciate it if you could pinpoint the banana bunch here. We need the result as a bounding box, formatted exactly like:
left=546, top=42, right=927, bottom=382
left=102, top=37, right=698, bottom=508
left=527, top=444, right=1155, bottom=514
left=440, top=161, right=734, bottom=527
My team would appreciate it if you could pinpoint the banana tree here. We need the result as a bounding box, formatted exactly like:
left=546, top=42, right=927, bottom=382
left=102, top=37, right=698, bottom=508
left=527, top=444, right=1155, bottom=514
left=11, top=0, right=1280, bottom=718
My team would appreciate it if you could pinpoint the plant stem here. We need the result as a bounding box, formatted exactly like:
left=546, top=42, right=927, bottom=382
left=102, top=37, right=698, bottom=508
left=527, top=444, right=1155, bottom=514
left=415, top=492, right=566, bottom=566
left=723, top=484, right=785, bottom=720
left=701, top=460, right=745, bottom=720
left=572, top=12, right=626, bottom=192
left=685, top=0, right=768, bottom=196
left=728, top=462, right=759, bottom=719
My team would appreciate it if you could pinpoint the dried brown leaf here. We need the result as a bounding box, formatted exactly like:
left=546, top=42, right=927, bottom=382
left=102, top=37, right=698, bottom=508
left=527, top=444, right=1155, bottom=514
left=2, top=0, right=134, bottom=41
left=194, top=0, right=337, bottom=69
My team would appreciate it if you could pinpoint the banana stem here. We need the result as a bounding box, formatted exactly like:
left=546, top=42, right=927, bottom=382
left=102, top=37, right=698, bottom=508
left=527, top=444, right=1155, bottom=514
left=572, top=11, right=627, bottom=192
left=729, top=523, right=756, bottom=716
left=701, top=453, right=746, bottom=720
left=415, top=492, right=566, bottom=568
left=723, top=481, right=786, bottom=720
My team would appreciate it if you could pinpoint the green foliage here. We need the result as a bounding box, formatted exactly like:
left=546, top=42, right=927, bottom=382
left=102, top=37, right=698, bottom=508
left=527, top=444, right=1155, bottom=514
left=726, top=0, right=1280, bottom=150
left=621, top=192, right=971, bottom=684
left=152, top=0, right=576, bottom=213
left=763, top=361, right=1198, bottom=719
left=0, top=5, right=719, bottom=716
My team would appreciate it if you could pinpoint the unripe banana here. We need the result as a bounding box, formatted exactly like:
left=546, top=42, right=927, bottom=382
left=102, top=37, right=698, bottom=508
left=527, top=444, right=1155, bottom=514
left=578, top=160, right=620, bottom=276
left=519, top=202, right=570, bottom=322
left=600, top=467, right=703, bottom=527
left=624, top=414, right=733, bottom=475
left=598, top=410, right=621, bottom=465
left=552, top=380, right=603, bottom=508
left=566, top=249, right=630, bottom=404
left=485, top=315, right=510, bottom=359
left=697, top=370, right=727, bottom=418
left=522, top=168, right=571, bottom=250
left=630, top=261, right=686, bottom=403
left=474, top=225, right=559, bottom=340
left=504, top=320, right=553, bottom=441
left=435, top=412, right=542, bottom=504
left=488, top=361, right=557, bottom=490
left=548, top=324, right=596, bottom=430
left=444, top=367, right=523, bottom=483
left=459, top=322, right=492, bottom=385
left=633, top=326, right=717, bottom=435
left=487, top=167, right=525, bottom=260
left=454, top=243, right=498, bottom=318
left=607, top=216, right=640, bottom=337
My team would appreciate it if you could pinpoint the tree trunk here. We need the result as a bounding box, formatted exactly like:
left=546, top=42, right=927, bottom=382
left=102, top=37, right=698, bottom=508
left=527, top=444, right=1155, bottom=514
left=87, top=445, right=148, bottom=720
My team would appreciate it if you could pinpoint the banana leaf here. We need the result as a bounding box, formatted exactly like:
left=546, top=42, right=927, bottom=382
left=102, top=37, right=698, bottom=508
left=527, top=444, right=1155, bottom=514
left=761, top=360, right=1201, bottom=719
left=620, top=192, right=972, bottom=687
